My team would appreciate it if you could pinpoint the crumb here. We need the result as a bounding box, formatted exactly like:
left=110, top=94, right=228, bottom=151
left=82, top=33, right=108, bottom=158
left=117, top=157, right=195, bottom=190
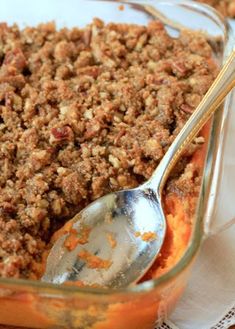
left=106, top=232, right=117, bottom=249
left=135, top=231, right=157, bottom=242
left=104, top=212, right=113, bottom=224
left=134, top=231, right=141, bottom=238
left=118, top=4, right=124, bottom=11
left=78, top=249, right=112, bottom=270
left=141, top=232, right=157, bottom=242
left=64, top=226, right=91, bottom=251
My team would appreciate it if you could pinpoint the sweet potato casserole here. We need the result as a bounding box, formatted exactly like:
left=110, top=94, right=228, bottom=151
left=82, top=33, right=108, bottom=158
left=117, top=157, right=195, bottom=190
left=0, top=19, right=217, bottom=281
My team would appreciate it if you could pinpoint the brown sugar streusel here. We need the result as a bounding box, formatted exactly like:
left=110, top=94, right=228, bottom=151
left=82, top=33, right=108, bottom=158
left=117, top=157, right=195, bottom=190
left=196, top=0, right=235, bottom=17
left=0, top=19, right=218, bottom=279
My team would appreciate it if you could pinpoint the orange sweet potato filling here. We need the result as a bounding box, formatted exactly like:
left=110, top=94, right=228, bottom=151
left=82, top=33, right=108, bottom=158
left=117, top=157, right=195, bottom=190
left=78, top=249, right=113, bottom=270
left=142, top=122, right=210, bottom=281
left=64, top=226, right=91, bottom=251
left=135, top=231, right=157, bottom=242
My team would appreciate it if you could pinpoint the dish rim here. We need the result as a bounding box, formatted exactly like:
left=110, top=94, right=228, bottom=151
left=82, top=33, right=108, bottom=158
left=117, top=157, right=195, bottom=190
left=0, top=0, right=233, bottom=297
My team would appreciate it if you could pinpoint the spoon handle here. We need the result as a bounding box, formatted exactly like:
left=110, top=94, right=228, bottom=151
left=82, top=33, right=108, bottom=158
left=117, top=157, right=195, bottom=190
left=145, top=50, right=235, bottom=193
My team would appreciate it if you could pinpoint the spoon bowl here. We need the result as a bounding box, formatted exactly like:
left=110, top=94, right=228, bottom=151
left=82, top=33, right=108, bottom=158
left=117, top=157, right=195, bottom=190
left=42, top=50, right=235, bottom=288
left=42, top=188, right=166, bottom=287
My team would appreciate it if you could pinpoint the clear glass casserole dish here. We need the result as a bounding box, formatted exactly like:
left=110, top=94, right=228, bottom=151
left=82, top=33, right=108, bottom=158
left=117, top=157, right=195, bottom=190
left=0, top=0, right=234, bottom=328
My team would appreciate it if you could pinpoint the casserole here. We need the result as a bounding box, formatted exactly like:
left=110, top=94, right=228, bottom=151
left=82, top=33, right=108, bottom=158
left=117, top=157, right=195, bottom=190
left=0, top=1, right=234, bottom=328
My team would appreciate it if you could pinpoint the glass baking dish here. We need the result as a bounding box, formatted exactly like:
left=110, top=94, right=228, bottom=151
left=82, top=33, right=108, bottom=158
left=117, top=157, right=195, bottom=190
left=0, top=0, right=234, bottom=328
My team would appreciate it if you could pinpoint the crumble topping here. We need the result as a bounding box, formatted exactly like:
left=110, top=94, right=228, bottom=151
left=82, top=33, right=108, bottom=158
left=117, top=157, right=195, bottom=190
left=196, top=0, right=235, bottom=17
left=0, top=19, right=217, bottom=279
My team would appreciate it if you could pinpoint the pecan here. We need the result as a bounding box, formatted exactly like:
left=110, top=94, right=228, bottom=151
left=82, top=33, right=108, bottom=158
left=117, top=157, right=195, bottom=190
left=3, top=48, right=27, bottom=72
left=0, top=202, right=16, bottom=214
left=77, top=66, right=100, bottom=79
left=82, top=29, right=92, bottom=46
left=171, top=61, right=187, bottom=75
left=181, top=104, right=194, bottom=114
left=50, top=126, right=74, bottom=143
left=114, top=128, right=126, bottom=145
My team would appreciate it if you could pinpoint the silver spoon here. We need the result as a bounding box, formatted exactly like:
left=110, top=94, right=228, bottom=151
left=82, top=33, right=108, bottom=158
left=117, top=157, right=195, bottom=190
left=42, top=51, right=235, bottom=288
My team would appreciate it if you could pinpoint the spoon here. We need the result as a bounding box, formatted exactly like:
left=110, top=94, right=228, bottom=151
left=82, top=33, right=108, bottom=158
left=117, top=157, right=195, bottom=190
left=42, top=50, right=235, bottom=288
